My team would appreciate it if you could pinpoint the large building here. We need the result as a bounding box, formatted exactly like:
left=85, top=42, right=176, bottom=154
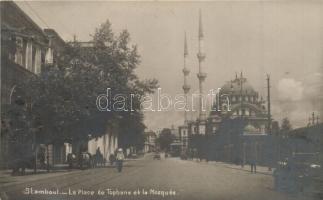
left=1, top=1, right=48, bottom=105
left=1, top=1, right=50, bottom=168
left=207, top=73, right=268, bottom=135
left=176, top=10, right=272, bottom=163
left=205, top=73, right=272, bottom=164
left=1, top=1, right=70, bottom=168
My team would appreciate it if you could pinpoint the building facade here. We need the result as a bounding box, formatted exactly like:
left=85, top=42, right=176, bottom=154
left=178, top=125, right=189, bottom=151
left=0, top=1, right=69, bottom=168
left=169, top=126, right=181, bottom=156
left=1, top=1, right=50, bottom=168
left=144, top=131, right=157, bottom=153
left=207, top=73, right=268, bottom=135
left=88, top=132, right=118, bottom=161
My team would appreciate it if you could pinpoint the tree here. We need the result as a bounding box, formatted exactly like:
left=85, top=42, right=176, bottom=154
left=156, top=128, right=174, bottom=151
left=5, top=102, right=34, bottom=160
left=9, top=19, right=158, bottom=155
left=280, top=117, right=292, bottom=137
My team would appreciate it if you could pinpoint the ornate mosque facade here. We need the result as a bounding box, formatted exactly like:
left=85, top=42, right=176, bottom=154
left=207, top=73, right=269, bottom=136
left=178, top=10, right=273, bottom=165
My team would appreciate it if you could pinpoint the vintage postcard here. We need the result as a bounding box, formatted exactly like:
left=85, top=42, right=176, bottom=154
left=0, top=1, right=322, bottom=200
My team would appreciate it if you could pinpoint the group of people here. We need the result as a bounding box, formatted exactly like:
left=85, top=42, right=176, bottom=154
left=96, top=147, right=125, bottom=172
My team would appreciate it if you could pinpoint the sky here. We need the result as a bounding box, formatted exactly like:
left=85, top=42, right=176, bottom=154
left=16, top=0, right=323, bottom=131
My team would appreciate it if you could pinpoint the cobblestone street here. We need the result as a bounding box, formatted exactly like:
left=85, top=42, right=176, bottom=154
left=1, top=155, right=300, bottom=200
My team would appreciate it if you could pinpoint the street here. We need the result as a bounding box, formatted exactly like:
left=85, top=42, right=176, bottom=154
left=1, top=155, right=299, bottom=200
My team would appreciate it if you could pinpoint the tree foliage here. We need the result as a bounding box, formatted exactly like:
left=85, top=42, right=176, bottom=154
left=280, top=117, right=292, bottom=137
left=9, top=19, right=158, bottom=149
left=156, top=128, right=174, bottom=151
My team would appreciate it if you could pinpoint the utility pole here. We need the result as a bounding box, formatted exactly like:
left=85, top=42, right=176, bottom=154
left=312, top=112, right=315, bottom=126
left=240, top=72, right=243, bottom=118
left=266, top=74, right=272, bottom=134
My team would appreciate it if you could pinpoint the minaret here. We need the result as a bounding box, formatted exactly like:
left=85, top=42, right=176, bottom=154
left=197, top=9, right=207, bottom=121
left=182, top=32, right=190, bottom=125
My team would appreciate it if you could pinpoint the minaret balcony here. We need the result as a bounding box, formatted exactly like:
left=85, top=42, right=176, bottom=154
left=182, top=84, right=191, bottom=93
left=182, top=68, right=190, bottom=75
left=197, top=52, right=206, bottom=61
left=197, top=72, right=207, bottom=81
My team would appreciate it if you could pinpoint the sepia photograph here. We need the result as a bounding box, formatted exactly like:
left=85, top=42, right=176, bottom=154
left=0, top=0, right=322, bottom=200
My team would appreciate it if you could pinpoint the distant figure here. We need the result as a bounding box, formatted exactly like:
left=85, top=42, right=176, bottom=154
left=67, top=153, right=76, bottom=169
left=188, top=150, right=193, bottom=160
left=109, top=153, right=116, bottom=166
left=96, top=147, right=101, bottom=155
left=38, top=148, right=45, bottom=168
left=250, top=161, right=257, bottom=173
left=116, top=148, right=125, bottom=172
left=250, top=143, right=258, bottom=173
left=95, top=147, right=103, bottom=167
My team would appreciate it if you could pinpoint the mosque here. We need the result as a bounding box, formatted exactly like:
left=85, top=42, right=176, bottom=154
left=207, top=73, right=269, bottom=136
left=178, top=10, right=273, bottom=165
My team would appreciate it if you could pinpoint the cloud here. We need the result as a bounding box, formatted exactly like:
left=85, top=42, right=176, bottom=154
left=277, top=78, right=304, bottom=101
left=274, top=75, right=323, bottom=128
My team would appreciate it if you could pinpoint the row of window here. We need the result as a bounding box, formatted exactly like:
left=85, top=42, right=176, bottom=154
left=230, top=95, right=258, bottom=103
left=12, top=37, right=54, bottom=74
left=232, top=109, right=256, bottom=116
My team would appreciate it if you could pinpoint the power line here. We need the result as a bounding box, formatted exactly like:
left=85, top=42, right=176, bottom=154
left=24, top=1, right=75, bottom=40
left=45, top=6, right=75, bottom=40
left=24, top=1, right=50, bottom=28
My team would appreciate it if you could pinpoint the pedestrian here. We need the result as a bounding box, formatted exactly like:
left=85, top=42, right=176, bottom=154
left=250, top=142, right=258, bottom=173
left=250, top=161, right=257, bottom=173
left=109, top=153, right=115, bottom=166
left=96, top=147, right=101, bottom=155
left=95, top=147, right=102, bottom=167
left=116, top=148, right=125, bottom=172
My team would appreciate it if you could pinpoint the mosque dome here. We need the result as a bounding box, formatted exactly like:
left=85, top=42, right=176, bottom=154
left=210, top=73, right=266, bottom=118
left=220, top=74, right=258, bottom=96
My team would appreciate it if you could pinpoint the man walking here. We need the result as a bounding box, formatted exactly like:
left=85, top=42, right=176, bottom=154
left=250, top=142, right=258, bottom=173
left=116, top=148, right=125, bottom=172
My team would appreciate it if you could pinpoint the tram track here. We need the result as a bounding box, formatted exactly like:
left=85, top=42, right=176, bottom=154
left=2, top=160, right=140, bottom=194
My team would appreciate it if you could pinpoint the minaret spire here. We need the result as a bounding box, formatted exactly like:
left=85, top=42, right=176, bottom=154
left=184, top=32, right=188, bottom=57
left=182, top=32, right=190, bottom=124
left=199, top=9, right=204, bottom=39
left=197, top=9, right=207, bottom=122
